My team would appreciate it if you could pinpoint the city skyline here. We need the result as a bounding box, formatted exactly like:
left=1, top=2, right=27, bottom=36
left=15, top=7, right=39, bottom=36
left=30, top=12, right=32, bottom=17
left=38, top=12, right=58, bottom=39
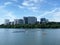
left=0, top=0, right=60, bottom=24
left=4, top=17, right=49, bottom=26
left=4, top=16, right=38, bottom=25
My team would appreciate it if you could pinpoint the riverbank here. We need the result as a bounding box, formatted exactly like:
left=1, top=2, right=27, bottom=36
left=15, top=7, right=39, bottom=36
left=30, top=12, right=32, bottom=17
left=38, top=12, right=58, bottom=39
left=0, top=22, right=60, bottom=28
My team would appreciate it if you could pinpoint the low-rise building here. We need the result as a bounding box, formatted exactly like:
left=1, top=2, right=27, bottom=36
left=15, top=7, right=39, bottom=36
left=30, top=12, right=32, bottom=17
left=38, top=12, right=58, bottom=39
left=40, top=18, right=48, bottom=23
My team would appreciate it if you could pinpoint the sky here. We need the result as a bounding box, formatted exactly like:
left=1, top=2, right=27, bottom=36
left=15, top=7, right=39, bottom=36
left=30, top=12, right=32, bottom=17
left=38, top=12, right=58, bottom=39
left=0, top=0, right=60, bottom=24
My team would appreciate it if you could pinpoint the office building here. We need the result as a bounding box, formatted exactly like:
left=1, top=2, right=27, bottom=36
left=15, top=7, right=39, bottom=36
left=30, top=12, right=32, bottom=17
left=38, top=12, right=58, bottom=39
left=24, top=17, right=37, bottom=24
left=40, top=18, right=48, bottom=23
left=14, top=19, right=24, bottom=25
left=18, top=19, right=24, bottom=24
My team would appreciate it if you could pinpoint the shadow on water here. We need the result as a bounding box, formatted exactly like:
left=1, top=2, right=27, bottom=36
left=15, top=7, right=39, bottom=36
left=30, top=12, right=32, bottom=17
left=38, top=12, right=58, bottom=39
left=13, top=31, right=26, bottom=33
left=41, top=29, right=47, bottom=35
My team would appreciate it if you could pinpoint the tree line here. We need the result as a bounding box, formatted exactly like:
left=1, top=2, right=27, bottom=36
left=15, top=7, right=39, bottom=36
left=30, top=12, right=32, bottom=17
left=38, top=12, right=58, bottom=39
left=0, top=22, right=60, bottom=28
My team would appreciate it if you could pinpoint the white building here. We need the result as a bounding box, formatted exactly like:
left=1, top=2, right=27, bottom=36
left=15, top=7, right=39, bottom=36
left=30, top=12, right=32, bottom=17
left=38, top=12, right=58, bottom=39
left=14, top=19, right=18, bottom=25
left=24, top=17, right=37, bottom=24
left=5, top=19, right=10, bottom=25
left=10, top=22, right=14, bottom=25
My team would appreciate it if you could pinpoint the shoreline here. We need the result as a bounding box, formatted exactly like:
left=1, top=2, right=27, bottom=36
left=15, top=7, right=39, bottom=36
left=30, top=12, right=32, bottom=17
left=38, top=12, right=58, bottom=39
left=0, top=27, right=60, bottom=29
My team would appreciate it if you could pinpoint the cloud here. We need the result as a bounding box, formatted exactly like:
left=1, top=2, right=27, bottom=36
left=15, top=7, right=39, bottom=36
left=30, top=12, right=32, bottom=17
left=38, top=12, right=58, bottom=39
left=0, top=9, right=17, bottom=21
left=0, top=2, right=12, bottom=9
left=28, top=6, right=38, bottom=12
left=4, top=10, right=17, bottom=21
left=50, top=8, right=60, bottom=22
left=5, top=11, right=17, bottom=21
left=0, top=2, right=17, bottom=24
left=4, top=2, right=12, bottom=6
left=18, top=5, right=24, bottom=8
left=0, top=12, right=15, bottom=24
left=37, top=8, right=60, bottom=22
left=18, top=0, right=44, bottom=12
left=0, top=10, right=16, bottom=24
left=40, top=8, right=58, bottom=17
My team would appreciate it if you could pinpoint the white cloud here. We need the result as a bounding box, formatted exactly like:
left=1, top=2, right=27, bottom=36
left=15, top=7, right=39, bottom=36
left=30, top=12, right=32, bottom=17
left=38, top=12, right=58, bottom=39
left=50, top=8, right=60, bottom=22
left=5, top=11, right=17, bottom=21
left=28, top=6, right=38, bottom=12
left=0, top=9, right=17, bottom=21
left=22, top=1, right=29, bottom=6
left=25, top=0, right=43, bottom=3
left=18, top=0, right=44, bottom=12
left=0, top=5, right=17, bottom=24
left=0, top=2, right=12, bottom=9
left=0, top=11, right=16, bottom=24
left=4, top=2, right=12, bottom=6
left=22, top=0, right=36, bottom=6
left=18, top=5, right=24, bottom=8
left=37, top=8, right=60, bottom=22
left=40, top=8, right=58, bottom=17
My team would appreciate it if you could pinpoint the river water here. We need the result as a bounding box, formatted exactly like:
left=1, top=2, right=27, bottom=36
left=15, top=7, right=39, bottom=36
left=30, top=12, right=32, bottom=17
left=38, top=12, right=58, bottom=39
left=0, top=28, right=60, bottom=45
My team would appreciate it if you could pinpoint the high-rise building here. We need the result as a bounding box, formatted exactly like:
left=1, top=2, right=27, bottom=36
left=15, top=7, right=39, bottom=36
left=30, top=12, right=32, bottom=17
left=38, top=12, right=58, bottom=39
left=5, top=19, right=10, bottom=25
left=24, top=17, right=37, bottom=24
left=24, top=17, right=28, bottom=24
left=14, top=19, right=24, bottom=25
left=18, top=19, right=24, bottom=24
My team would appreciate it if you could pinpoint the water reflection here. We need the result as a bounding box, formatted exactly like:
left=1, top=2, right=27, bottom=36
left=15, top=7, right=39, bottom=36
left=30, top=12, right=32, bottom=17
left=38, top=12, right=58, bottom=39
left=13, top=31, right=26, bottom=33
left=0, top=29, right=60, bottom=45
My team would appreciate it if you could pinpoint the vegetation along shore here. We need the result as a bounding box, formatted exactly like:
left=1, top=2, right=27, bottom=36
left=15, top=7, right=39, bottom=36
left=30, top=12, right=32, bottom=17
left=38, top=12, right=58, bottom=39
left=0, top=22, right=60, bottom=28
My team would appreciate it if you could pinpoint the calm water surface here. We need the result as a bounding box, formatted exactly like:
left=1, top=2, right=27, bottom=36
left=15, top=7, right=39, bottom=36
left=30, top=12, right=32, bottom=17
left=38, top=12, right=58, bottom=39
left=0, top=28, right=60, bottom=45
